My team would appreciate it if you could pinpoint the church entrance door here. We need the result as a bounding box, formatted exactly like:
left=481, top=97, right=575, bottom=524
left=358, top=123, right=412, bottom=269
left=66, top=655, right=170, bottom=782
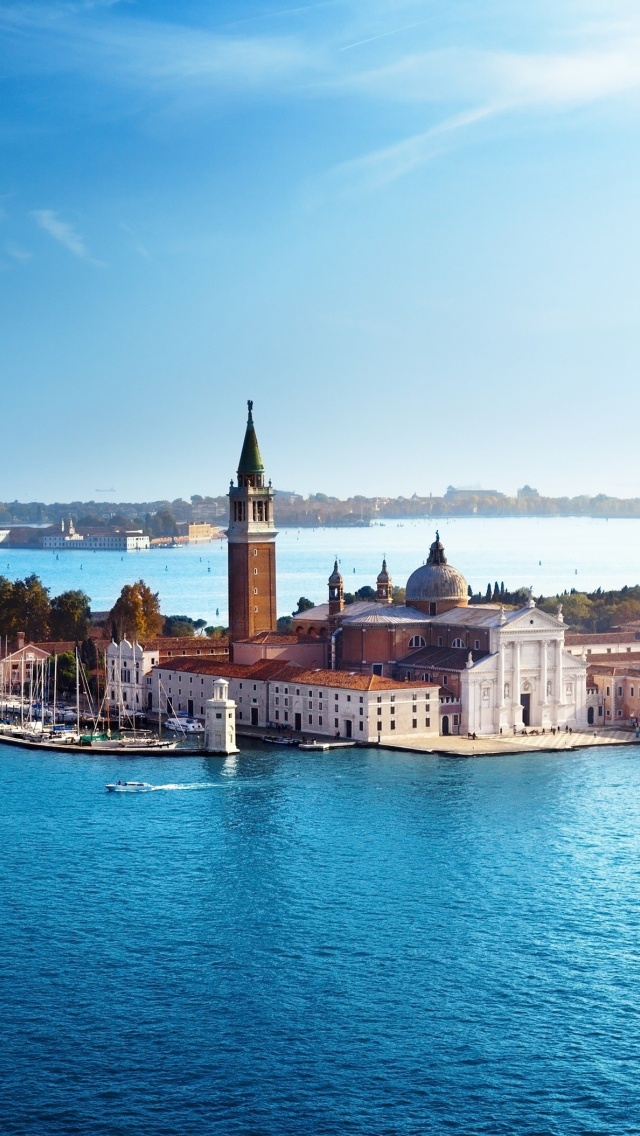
left=442, top=715, right=450, bottom=736
left=294, top=712, right=302, bottom=732
left=345, top=720, right=352, bottom=739
left=588, top=706, right=594, bottom=725
left=521, top=693, right=531, bottom=727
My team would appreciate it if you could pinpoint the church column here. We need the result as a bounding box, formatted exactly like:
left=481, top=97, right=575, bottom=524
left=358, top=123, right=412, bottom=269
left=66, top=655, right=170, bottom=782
left=557, top=638, right=564, bottom=704
left=514, top=640, right=521, bottom=705
left=498, top=639, right=505, bottom=707
left=541, top=640, right=548, bottom=705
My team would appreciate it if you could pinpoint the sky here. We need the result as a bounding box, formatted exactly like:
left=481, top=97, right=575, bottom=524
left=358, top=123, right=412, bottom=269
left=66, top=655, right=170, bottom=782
left=3, top=0, right=640, bottom=504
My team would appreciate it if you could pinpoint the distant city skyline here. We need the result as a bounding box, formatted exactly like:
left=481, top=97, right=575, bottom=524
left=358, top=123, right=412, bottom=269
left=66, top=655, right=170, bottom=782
left=3, top=0, right=640, bottom=500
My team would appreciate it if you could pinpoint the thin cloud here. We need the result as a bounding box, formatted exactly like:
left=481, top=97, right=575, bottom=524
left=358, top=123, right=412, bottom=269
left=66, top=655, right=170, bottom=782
left=31, top=209, right=88, bottom=258
left=329, top=107, right=497, bottom=192
left=6, top=241, right=32, bottom=262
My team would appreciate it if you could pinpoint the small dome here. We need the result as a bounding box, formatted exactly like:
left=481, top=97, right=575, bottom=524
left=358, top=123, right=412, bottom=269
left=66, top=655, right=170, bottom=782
left=377, top=558, right=390, bottom=584
left=406, top=532, right=468, bottom=604
left=329, top=559, right=343, bottom=585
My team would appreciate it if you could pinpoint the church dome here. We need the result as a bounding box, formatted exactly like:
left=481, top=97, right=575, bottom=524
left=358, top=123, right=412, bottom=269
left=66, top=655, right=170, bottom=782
left=406, top=532, right=468, bottom=605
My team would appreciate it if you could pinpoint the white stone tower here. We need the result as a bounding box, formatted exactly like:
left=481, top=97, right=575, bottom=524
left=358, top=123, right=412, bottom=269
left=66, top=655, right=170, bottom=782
left=204, top=678, right=239, bottom=755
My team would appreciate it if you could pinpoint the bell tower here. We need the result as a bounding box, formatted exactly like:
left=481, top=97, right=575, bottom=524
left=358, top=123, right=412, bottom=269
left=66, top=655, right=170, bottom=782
left=376, top=558, right=392, bottom=604
left=328, top=560, right=344, bottom=616
left=228, top=401, right=277, bottom=656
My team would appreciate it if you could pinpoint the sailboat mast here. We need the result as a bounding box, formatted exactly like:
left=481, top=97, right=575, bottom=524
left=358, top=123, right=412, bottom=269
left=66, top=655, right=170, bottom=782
left=75, top=647, right=80, bottom=733
left=53, top=654, right=57, bottom=732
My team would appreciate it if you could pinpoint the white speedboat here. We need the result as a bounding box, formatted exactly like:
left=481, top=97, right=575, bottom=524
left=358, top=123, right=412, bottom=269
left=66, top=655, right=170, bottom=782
left=105, top=781, right=154, bottom=792
left=164, top=717, right=204, bottom=734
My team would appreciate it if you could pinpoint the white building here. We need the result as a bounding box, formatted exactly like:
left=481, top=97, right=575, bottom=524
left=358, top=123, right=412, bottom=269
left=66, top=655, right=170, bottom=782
left=105, top=640, right=161, bottom=716
left=148, top=658, right=440, bottom=744
left=43, top=519, right=149, bottom=551
left=204, top=679, right=239, bottom=754
left=459, top=601, right=587, bottom=734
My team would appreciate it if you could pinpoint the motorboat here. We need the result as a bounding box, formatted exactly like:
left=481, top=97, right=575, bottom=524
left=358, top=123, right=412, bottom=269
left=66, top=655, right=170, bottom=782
left=164, top=716, right=204, bottom=734
left=261, top=734, right=298, bottom=745
left=299, top=740, right=357, bottom=751
left=105, top=781, right=154, bottom=792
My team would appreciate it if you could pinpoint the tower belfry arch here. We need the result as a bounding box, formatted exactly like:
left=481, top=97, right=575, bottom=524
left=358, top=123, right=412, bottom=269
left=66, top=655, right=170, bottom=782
left=227, top=401, right=278, bottom=656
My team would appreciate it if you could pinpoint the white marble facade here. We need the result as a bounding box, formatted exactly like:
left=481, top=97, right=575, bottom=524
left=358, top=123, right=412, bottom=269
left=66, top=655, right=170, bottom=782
left=460, top=602, right=588, bottom=734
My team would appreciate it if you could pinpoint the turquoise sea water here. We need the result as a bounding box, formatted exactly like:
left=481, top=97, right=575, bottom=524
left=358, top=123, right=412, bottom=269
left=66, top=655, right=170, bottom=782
left=3, top=516, right=640, bottom=622
left=1, top=739, right=640, bottom=1135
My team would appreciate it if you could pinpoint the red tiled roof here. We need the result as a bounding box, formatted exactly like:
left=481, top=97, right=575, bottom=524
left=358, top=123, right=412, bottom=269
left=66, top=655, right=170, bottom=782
left=565, top=631, right=640, bottom=645
left=152, top=656, right=437, bottom=690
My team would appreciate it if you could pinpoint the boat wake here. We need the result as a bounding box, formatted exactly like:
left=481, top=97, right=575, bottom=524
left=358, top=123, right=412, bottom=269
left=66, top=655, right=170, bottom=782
left=149, top=782, right=222, bottom=792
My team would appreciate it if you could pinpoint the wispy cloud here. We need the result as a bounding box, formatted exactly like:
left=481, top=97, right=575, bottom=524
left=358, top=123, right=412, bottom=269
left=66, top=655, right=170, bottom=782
left=5, top=241, right=32, bottom=262
left=0, top=5, right=318, bottom=94
left=329, top=107, right=496, bottom=192
left=31, top=209, right=90, bottom=258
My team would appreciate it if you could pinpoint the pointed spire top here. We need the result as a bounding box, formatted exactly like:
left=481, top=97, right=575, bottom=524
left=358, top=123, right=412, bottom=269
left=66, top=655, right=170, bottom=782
left=329, top=558, right=343, bottom=584
left=237, top=400, right=264, bottom=475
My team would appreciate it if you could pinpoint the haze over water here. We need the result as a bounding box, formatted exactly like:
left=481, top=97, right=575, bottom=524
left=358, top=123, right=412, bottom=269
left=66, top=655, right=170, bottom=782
left=1, top=740, right=639, bottom=1135
left=3, top=517, right=640, bottom=622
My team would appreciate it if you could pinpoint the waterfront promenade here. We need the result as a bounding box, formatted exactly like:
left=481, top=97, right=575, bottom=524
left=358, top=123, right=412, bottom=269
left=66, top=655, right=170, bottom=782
left=389, top=727, right=635, bottom=757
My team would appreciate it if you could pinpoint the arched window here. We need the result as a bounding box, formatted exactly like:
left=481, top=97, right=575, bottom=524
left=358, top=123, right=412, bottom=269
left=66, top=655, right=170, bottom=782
left=408, top=635, right=426, bottom=649
left=452, top=638, right=464, bottom=648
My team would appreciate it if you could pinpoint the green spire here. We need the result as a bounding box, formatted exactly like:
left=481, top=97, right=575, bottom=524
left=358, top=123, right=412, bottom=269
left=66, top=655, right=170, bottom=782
left=237, top=399, right=265, bottom=474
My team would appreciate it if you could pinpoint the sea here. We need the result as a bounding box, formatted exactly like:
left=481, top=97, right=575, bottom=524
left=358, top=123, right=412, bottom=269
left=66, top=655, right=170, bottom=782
left=2, top=517, right=640, bottom=1134
left=1, top=739, right=639, bottom=1135
left=3, top=516, right=640, bottom=622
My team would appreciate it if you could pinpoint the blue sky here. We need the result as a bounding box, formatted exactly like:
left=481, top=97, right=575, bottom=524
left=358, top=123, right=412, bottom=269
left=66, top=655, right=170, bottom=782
left=3, top=0, right=640, bottom=502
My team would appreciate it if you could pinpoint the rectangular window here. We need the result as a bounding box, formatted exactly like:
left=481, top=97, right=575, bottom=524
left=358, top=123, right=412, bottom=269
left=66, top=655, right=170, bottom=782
left=390, top=706, right=395, bottom=715
left=296, top=689, right=300, bottom=696
left=308, top=715, right=313, bottom=725
left=319, top=715, right=323, bottom=725
left=618, top=687, right=623, bottom=697
left=335, top=694, right=338, bottom=701
left=377, top=695, right=382, bottom=704
left=275, top=697, right=279, bottom=705
left=425, top=717, right=430, bottom=727
left=275, top=710, right=279, bottom=720
left=412, top=719, right=417, bottom=728
left=238, top=711, right=243, bottom=719
left=284, top=711, right=289, bottom=721
left=359, top=708, right=363, bottom=716
left=453, top=715, right=459, bottom=726
left=390, top=721, right=396, bottom=730
left=359, top=722, right=363, bottom=731
left=359, top=696, right=363, bottom=704
left=377, top=706, right=382, bottom=717
left=334, top=718, right=339, bottom=728
left=377, top=721, right=382, bottom=731
left=443, top=675, right=448, bottom=685
left=438, top=636, right=443, bottom=646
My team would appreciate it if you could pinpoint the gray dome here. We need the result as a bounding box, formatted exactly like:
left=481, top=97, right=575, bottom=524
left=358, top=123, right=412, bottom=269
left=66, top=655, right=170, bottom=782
left=406, top=533, right=468, bottom=603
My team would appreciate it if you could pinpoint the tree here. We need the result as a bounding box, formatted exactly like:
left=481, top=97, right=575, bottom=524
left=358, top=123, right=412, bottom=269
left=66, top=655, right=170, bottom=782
left=485, top=583, right=492, bottom=601
left=11, top=575, right=51, bottom=640
left=355, top=586, right=376, bottom=601
left=163, top=615, right=195, bottom=637
left=147, top=509, right=178, bottom=538
left=109, top=580, right=162, bottom=642
left=55, top=651, right=77, bottom=695
left=392, top=586, right=406, bottom=604
left=205, top=625, right=228, bottom=638
left=293, top=597, right=314, bottom=614
left=277, top=615, right=293, bottom=633
left=50, top=590, right=91, bottom=641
